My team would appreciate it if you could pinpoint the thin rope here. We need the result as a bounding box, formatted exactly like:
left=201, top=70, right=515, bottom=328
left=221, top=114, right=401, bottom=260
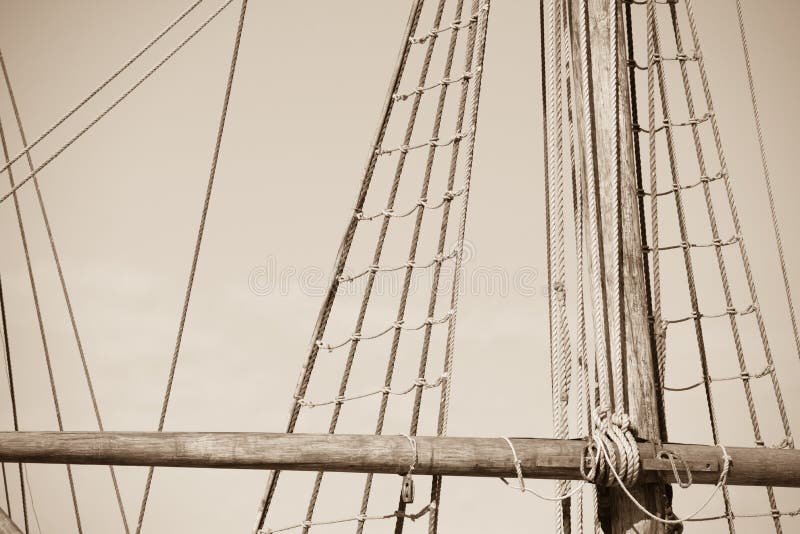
left=259, top=504, right=434, bottom=534
left=0, top=50, right=130, bottom=534
left=252, top=3, right=427, bottom=530
left=0, top=0, right=205, bottom=177
left=295, top=374, right=445, bottom=408
left=0, top=97, right=83, bottom=534
left=300, top=1, right=448, bottom=527
left=733, top=0, right=800, bottom=367
left=0, top=0, right=235, bottom=207
left=134, top=1, right=248, bottom=531
left=0, top=275, right=27, bottom=533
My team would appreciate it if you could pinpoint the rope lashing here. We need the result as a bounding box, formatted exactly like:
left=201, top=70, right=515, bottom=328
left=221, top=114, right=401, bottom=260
left=628, top=52, right=700, bottom=70
left=660, top=304, right=757, bottom=326
left=337, top=249, right=457, bottom=283
left=665, top=363, right=774, bottom=392
left=314, top=310, right=454, bottom=352
left=580, top=412, right=641, bottom=488
left=638, top=170, right=725, bottom=197
left=498, top=437, right=585, bottom=501
left=294, top=374, right=445, bottom=408
left=375, top=127, right=474, bottom=156
left=392, top=70, right=475, bottom=102
left=408, top=9, right=480, bottom=45
left=643, top=234, right=740, bottom=253
left=258, top=503, right=434, bottom=534
left=634, top=112, right=713, bottom=134
left=354, top=187, right=466, bottom=221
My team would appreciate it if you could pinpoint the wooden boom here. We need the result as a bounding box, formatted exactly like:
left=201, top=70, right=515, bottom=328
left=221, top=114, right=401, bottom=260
left=1, top=432, right=799, bottom=488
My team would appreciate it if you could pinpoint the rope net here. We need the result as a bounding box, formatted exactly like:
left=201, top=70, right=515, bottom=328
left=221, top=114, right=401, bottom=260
left=253, top=1, right=492, bottom=533
left=540, top=0, right=800, bottom=532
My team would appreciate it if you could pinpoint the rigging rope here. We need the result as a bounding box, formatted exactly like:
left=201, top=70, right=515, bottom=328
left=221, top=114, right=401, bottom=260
left=733, top=0, right=800, bottom=367
left=0, top=275, right=27, bottom=533
left=0, top=0, right=235, bottom=207
left=0, top=95, right=84, bottom=534
left=0, top=0, right=205, bottom=177
left=133, top=0, right=249, bottom=531
left=0, top=51, right=130, bottom=534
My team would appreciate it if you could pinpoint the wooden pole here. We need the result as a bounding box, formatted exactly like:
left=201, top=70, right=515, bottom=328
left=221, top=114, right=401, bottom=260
left=1, top=432, right=800, bottom=488
left=566, top=0, right=667, bottom=531
left=0, top=508, right=22, bottom=534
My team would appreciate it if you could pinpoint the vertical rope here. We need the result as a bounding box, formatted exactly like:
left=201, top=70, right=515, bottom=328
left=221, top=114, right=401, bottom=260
left=0, top=275, right=27, bottom=533
left=577, top=0, right=612, bottom=415
left=135, top=1, right=249, bottom=531
left=252, top=3, right=426, bottom=530
left=733, top=0, right=800, bottom=365
left=0, top=51, right=130, bottom=534
left=0, top=103, right=83, bottom=534
left=429, top=3, right=490, bottom=533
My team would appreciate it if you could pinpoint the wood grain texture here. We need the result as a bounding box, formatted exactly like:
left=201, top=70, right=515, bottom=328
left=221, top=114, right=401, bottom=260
left=0, top=432, right=798, bottom=488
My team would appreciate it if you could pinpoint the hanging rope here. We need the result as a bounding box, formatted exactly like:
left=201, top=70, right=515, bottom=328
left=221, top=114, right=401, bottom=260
left=134, top=1, right=249, bottom=531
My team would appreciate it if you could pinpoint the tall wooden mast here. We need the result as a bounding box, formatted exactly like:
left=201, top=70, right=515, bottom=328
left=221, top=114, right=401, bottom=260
left=566, top=0, right=667, bottom=532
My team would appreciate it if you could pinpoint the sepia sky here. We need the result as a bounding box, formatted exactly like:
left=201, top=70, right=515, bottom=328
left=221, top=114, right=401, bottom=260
left=0, top=1, right=799, bottom=532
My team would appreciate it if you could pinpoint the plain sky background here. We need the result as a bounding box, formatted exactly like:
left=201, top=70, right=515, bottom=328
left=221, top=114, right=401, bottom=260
left=0, top=1, right=799, bottom=532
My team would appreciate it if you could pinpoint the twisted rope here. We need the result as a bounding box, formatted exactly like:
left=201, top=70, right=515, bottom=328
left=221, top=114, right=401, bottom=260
left=135, top=1, right=249, bottom=530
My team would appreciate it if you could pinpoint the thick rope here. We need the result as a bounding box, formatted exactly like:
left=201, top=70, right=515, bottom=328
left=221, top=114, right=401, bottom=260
left=733, top=0, right=800, bottom=367
left=0, top=276, right=27, bottom=533
left=0, top=0, right=205, bottom=177
left=0, top=100, right=84, bottom=534
left=0, top=0, right=235, bottom=207
left=0, top=51, right=130, bottom=533
left=252, top=4, right=426, bottom=530
left=134, top=1, right=249, bottom=531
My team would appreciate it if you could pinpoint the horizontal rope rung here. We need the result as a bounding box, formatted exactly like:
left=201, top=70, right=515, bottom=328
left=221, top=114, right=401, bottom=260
left=408, top=8, right=481, bottom=45
left=660, top=304, right=757, bottom=326
left=644, top=235, right=740, bottom=252
left=393, top=69, right=477, bottom=102
left=634, top=112, right=713, bottom=134
left=638, top=171, right=725, bottom=196
left=338, top=249, right=458, bottom=283
left=294, top=374, right=446, bottom=408
left=664, top=364, right=774, bottom=392
left=375, top=128, right=473, bottom=157
left=628, top=52, right=700, bottom=70
left=354, top=187, right=466, bottom=222
left=260, top=503, right=434, bottom=534
left=315, top=309, right=454, bottom=352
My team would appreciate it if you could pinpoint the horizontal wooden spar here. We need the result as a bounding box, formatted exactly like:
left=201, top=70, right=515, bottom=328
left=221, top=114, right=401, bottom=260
left=0, top=432, right=799, bottom=488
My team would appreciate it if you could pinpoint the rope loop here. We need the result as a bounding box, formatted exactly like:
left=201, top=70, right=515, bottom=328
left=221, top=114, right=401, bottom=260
left=582, top=411, right=641, bottom=488
left=658, top=449, right=693, bottom=489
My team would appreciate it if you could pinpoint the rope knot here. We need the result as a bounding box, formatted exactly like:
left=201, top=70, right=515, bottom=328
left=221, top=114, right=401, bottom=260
left=582, top=411, right=640, bottom=488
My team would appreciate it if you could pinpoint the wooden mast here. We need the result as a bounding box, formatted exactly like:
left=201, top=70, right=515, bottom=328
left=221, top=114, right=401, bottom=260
left=566, top=0, right=667, bottom=531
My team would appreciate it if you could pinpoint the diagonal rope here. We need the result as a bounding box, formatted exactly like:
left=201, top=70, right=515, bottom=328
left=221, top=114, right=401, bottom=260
left=428, top=5, right=490, bottom=534
left=645, top=9, right=735, bottom=528
left=133, top=1, right=249, bottom=531
left=0, top=275, right=28, bottom=533
left=298, top=1, right=450, bottom=529
left=348, top=0, right=468, bottom=531
left=733, top=0, right=800, bottom=365
left=0, top=0, right=205, bottom=176
left=0, top=0, right=235, bottom=207
left=0, top=50, right=130, bottom=534
left=0, top=99, right=84, bottom=534
left=252, top=3, right=427, bottom=531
